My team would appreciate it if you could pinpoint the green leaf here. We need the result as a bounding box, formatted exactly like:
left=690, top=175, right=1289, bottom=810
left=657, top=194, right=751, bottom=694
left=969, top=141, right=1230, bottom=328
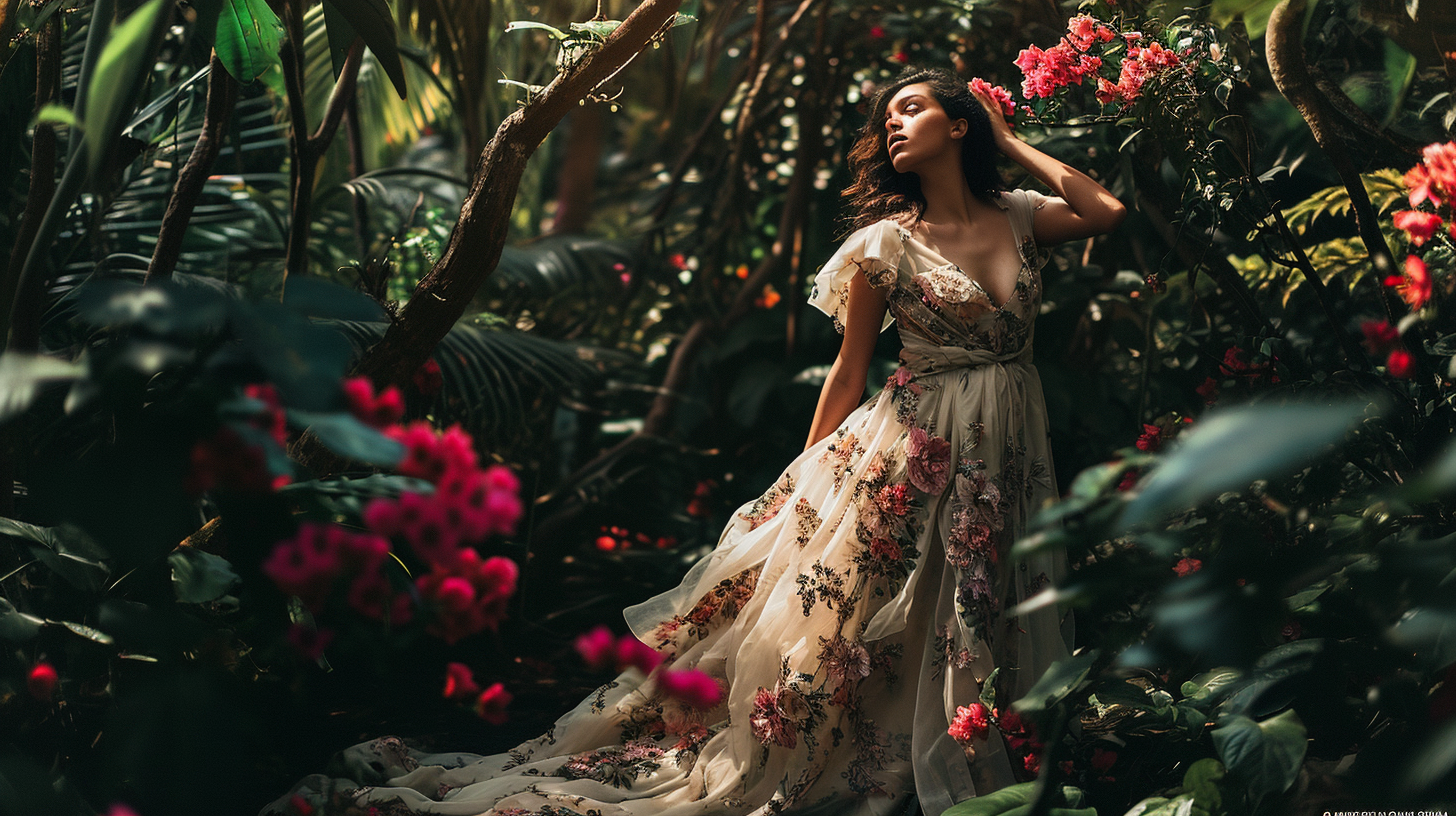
left=196, top=0, right=282, bottom=81
left=1120, top=401, right=1369, bottom=529
left=320, top=0, right=360, bottom=80
left=1123, top=795, right=1195, bottom=816
left=0, top=519, right=110, bottom=592
left=84, top=0, right=172, bottom=177
left=33, top=103, right=78, bottom=129
left=1380, top=40, right=1416, bottom=127
left=321, top=0, right=405, bottom=98
left=1399, top=717, right=1456, bottom=794
left=1209, top=0, right=1283, bottom=39
left=1211, top=710, right=1306, bottom=808
left=979, top=667, right=999, bottom=712
left=58, top=620, right=115, bottom=645
left=0, top=598, right=44, bottom=642
left=168, top=548, right=240, bottom=604
left=1181, top=668, right=1242, bottom=705
left=1013, top=649, right=1099, bottom=715
left=942, top=782, right=1094, bottom=816
left=1388, top=607, right=1456, bottom=669
left=288, top=410, right=404, bottom=467
left=0, top=353, right=86, bottom=425
left=504, top=20, right=570, bottom=39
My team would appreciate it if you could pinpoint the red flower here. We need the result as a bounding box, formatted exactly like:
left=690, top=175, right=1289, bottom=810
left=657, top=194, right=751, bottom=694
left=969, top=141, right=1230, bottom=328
left=27, top=662, right=57, bottom=702
left=869, top=537, right=903, bottom=561
left=869, top=24, right=885, bottom=38
left=891, top=51, right=910, bottom=64
left=264, top=523, right=348, bottom=610
left=968, top=77, right=1016, bottom=118
left=443, top=662, right=480, bottom=701
left=1219, top=347, right=1249, bottom=377
left=1387, top=347, right=1417, bottom=379
left=413, top=359, right=444, bottom=397
left=1394, top=210, right=1445, bottom=247
left=244, top=383, right=288, bottom=446
left=1414, top=141, right=1456, bottom=207
left=186, top=426, right=274, bottom=495
left=1115, top=469, right=1139, bottom=492
left=615, top=635, right=664, bottom=675
left=1280, top=620, right=1302, bottom=642
left=1022, top=752, right=1041, bottom=774
left=342, top=377, right=405, bottom=429
left=1385, top=255, right=1434, bottom=309
left=574, top=625, right=616, bottom=670
left=474, top=683, right=512, bottom=724
left=1173, top=557, right=1202, bottom=576
left=1135, top=423, right=1163, bottom=452
left=415, top=552, right=518, bottom=643
left=286, top=624, right=334, bottom=659
left=1360, top=320, right=1401, bottom=355
left=1090, top=747, right=1118, bottom=772
left=948, top=703, right=991, bottom=744
left=658, top=669, right=723, bottom=709
left=1195, top=376, right=1219, bottom=405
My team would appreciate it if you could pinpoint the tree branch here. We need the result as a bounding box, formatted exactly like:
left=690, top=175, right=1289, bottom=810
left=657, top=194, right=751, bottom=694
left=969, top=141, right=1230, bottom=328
left=349, top=0, right=688, bottom=390
left=281, top=33, right=363, bottom=292
left=146, top=53, right=239, bottom=284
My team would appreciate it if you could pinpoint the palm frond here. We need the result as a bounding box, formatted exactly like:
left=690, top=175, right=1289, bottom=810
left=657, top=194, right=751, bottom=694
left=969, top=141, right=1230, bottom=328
left=324, top=317, right=622, bottom=442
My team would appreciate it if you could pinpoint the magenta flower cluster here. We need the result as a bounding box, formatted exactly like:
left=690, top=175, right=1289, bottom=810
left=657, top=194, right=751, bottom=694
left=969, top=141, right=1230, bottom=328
left=574, top=625, right=723, bottom=710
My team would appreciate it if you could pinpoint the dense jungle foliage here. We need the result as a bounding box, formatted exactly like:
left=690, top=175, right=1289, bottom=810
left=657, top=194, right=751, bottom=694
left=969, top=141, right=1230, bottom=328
left=0, top=0, right=1453, bottom=814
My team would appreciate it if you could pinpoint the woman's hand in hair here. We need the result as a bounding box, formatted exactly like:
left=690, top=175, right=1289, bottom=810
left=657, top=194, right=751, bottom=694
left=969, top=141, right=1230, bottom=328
left=967, top=83, right=1016, bottom=149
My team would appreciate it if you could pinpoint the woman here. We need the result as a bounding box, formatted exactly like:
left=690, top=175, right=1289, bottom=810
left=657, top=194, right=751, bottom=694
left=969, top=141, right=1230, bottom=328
left=265, top=66, right=1123, bottom=816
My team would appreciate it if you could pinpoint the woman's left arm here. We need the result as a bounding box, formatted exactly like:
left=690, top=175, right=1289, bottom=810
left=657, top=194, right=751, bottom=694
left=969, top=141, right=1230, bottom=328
left=970, top=88, right=1127, bottom=245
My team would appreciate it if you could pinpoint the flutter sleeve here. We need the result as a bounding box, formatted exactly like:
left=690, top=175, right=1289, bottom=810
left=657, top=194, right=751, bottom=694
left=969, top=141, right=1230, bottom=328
left=1003, top=188, right=1059, bottom=270
left=806, top=219, right=906, bottom=334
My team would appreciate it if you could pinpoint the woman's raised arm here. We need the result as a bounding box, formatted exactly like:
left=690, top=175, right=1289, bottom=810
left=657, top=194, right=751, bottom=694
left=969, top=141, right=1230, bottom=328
left=804, top=267, right=889, bottom=449
left=969, top=86, right=1127, bottom=245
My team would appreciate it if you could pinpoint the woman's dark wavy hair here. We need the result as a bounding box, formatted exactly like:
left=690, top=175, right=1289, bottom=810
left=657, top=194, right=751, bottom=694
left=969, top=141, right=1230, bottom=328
left=843, top=67, right=1004, bottom=229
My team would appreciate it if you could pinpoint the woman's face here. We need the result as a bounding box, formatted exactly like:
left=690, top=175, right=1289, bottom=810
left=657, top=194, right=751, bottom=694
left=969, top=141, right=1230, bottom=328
left=884, top=82, right=966, bottom=175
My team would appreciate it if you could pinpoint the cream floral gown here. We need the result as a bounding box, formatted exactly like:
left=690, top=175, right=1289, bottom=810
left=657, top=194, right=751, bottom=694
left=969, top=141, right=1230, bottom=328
left=264, top=188, right=1072, bottom=816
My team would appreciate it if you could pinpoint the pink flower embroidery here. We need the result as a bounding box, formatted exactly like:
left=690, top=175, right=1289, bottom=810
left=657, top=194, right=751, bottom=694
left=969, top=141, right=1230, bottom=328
left=906, top=427, right=952, bottom=494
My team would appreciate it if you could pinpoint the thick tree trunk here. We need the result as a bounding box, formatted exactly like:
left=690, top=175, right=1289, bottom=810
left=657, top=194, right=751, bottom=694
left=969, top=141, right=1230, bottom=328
left=146, top=53, right=239, bottom=283
left=1267, top=0, right=1398, bottom=320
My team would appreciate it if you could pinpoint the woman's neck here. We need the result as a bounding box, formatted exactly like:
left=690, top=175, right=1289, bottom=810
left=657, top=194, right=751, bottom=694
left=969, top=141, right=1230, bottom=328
left=915, top=155, right=978, bottom=227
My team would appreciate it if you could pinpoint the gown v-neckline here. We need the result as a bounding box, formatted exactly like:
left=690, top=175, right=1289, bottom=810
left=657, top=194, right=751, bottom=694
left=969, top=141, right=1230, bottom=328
left=898, top=206, right=1028, bottom=312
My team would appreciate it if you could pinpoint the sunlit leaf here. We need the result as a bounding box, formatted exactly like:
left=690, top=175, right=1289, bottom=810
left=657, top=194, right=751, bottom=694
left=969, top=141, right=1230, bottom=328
left=84, top=0, right=171, bottom=177
left=0, top=353, right=85, bottom=425
left=1120, top=401, right=1370, bottom=529
left=58, top=620, right=116, bottom=645
left=33, top=103, right=78, bottom=129
left=196, top=0, right=283, bottom=81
